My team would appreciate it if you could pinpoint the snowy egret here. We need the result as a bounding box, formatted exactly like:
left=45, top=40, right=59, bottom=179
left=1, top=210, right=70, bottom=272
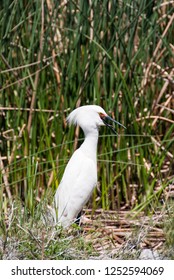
left=54, top=105, right=126, bottom=228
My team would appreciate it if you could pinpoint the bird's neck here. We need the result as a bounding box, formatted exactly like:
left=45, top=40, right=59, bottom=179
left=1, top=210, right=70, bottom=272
left=80, top=129, right=99, bottom=160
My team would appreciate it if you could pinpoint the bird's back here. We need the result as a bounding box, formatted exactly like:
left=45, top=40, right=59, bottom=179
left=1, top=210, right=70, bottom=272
left=54, top=147, right=97, bottom=227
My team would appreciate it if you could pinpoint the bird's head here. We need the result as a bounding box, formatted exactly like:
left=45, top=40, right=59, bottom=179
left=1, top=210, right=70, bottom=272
left=66, top=105, right=126, bottom=135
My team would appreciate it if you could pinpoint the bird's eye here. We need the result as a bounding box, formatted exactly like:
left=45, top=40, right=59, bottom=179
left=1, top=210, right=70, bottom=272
left=99, top=113, right=106, bottom=119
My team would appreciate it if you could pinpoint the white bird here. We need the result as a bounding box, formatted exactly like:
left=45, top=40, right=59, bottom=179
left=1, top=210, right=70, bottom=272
left=54, top=105, right=126, bottom=228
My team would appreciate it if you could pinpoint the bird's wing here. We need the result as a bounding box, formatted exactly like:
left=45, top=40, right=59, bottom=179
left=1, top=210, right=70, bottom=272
left=54, top=148, right=97, bottom=224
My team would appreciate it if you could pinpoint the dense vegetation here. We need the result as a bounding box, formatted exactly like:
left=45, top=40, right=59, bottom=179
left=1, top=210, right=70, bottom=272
left=0, top=0, right=174, bottom=259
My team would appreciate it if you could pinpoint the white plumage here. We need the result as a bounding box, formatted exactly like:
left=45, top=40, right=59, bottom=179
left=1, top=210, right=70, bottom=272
left=54, top=105, right=125, bottom=228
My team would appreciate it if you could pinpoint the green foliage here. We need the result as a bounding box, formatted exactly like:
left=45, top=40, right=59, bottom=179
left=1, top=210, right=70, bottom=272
left=0, top=0, right=174, bottom=220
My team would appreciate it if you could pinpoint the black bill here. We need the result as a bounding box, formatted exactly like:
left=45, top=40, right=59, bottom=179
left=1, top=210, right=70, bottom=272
left=102, top=115, right=126, bottom=134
